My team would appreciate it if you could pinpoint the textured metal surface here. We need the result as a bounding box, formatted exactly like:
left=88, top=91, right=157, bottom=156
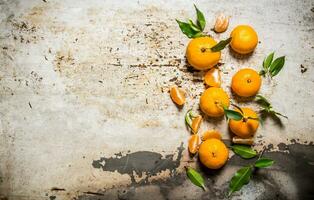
left=0, top=0, right=313, bottom=199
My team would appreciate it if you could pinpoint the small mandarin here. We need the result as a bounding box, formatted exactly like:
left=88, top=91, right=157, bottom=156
left=231, top=68, right=261, bottom=97
left=204, top=68, right=221, bottom=87
left=230, top=25, right=258, bottom=54
left=229, top=107, right=259, bottom=138
left=200, top=87, right=230, bottom=117
left=199, top=138, right=229, bottom=169
left=186, top=37, right=221, bottom=70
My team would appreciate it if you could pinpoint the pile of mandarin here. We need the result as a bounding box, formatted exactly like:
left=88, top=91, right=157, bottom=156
left=170, top=23, right=261, bottom=169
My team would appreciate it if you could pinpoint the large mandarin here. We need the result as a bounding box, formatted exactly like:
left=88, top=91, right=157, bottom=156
left=231, top=68, right=261, bottom=97
left=199, top=138, right=229, bottom=169
left=200, top=87, right=230, bottom=117
left=229, top=107, right=259, bottom=138
left=230, top=25, right=258, bottom=54
left=186, top=37, right=221, bottom=70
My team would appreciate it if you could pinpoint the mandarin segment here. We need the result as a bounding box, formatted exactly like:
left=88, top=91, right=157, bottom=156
left=188, top=134, right=200, bottom=154
left=204, top=68, right=221, bottom=87
left=198, top=138, right=229, bottom=169
left=186, top=37, right=221, bottom=70
left=200, top=87, right=230, bottom=117
left=170, top=86, right=186, bottom=106
left=191, top=115, right=202, bottom=134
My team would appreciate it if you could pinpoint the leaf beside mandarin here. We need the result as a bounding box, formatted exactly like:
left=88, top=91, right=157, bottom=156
left=224, top=109, right=243, bottom=121
left=186, top=167, right=206, bottom=190
left=263, top=52, right=274, bottom=70
left=176, top=19, right=199, bottom=38
left=259, top=69, right=266, bottom=76
left=269, top=56, right=285, bottom=77
left=255, top=94, right=271, bottom=108
left=273, top=111, right=288, bottom=119
left=255, top=158, right=274, bottom=168
left=210, top=37, right=232, bottom=52
left=194, top=4, right=206, bottom=31
left=231, top=145, right=257, bottom=159
left=229, top=166, right=253, bottom=196
left=188, top=19, right=201, bottom=32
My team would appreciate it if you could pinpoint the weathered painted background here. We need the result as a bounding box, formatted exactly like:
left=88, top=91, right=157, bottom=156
left=0, top=0, right=313, bottom=199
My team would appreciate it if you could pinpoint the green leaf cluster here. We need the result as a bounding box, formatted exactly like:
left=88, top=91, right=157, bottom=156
left=255, top=95, right=288, bottom=119
left=260, top=52, right=285, bottom=77
left=228, top=146, right=274, bottom=196
left=176, top=5, right=206, bottom=38
left=176, top=5, right=231, bottom=52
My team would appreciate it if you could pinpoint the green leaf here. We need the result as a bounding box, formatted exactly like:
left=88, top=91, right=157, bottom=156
left=255, top=158, right=274, bottom=168
left=273, top=111, right=288, bottom=119
left=259, top=69, right=266, bottom=76
left=255, top=95, right=271, bottom=108
left=194, top=4, right=205, bottom=31
left=188, top=19, right=201, bottom=32
left=224, top=108, right=243, bottom=121
left=193, top=32, right=206, bottom=38
left=231, top=145, right=257, bottom=159
left=269, top=56, right=285, bottom=77
left=229, top=166, right=253, bottom=196
left=186, top=167, right=206, bottom=190
left=176, top=19, right=199, bottom=38
left=210, top=37, right=232, bottom=52
left=263, top=52, right=274, bottom=70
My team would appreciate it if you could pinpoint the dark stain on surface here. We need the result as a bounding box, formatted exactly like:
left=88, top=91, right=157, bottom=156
left=227, top=143, right=314, bottom=200
left=300, top=64, right=308, bottom=73
left=49, top=196, right=56, bottom=200
left=82, top=143, right=314, bottom=200
left=92, top=143, right=184, bottom=184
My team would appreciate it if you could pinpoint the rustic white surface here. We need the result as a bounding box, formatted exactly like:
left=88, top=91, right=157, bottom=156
left=0, top=0, right=313, bottom=199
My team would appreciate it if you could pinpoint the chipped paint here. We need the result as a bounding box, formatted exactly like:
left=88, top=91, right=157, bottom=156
left=92, top=143, right=184, bottom=184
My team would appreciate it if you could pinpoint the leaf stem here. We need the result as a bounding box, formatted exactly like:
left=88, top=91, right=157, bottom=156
left=257, top=146, right=266, bottom=160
